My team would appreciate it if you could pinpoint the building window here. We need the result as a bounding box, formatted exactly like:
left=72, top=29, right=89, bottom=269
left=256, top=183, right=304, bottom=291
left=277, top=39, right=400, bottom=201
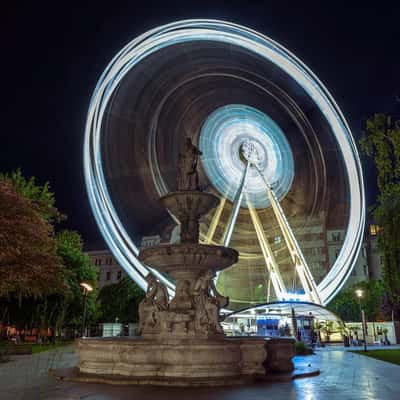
left=312, top=247, right=322, bottom=256
left=332, top=232, right=341, bottom=242
left=335, top=250, right=340, bottom=259
left=370, top=224, right=380, bottom=236
left=106, top=271, right=111, bottom=281
left=362, top=247, right=367, bottom=258
left=351, top=268, right=357, bottom=276
left=117, top=270, right=122, bottom=280
left=98, top=258, right=102, bottom=266
left=363, top=265, right=368, bottom=276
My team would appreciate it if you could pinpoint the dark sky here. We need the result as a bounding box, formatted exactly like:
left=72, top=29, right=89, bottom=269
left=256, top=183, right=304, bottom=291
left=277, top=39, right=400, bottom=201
left=1, top=1, right=399, bottom=244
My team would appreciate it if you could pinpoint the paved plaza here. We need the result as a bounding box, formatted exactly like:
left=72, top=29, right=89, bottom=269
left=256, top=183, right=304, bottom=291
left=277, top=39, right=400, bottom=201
left=1, top=345, right=400, bottom=399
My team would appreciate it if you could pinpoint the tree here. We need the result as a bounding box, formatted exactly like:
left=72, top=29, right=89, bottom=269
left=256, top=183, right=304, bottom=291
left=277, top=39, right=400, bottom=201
left=97, top=277, right=144, bottom=323
left=326, top=288, right=359, bottom=322
left=0, top=230, right=99, bottom=337
left=327, top=280, right=385, bottom=322
left=360, top=113, right=400, bottom=317
left=0, top=180, right=63, bottom=298
left=0, top=170, right=99, bottom=337
left=0, top=168, right=64, bottom=223
left=55, top=230, right=98, bottom=329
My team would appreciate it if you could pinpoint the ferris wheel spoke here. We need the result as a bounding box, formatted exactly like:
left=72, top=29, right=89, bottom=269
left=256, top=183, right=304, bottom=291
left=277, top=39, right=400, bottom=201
left=255, top=168, right=322, bottom=304
left=204, top=196, right=226, bottom=244
left=267, top=276, right=271, bottom=303
left=222, top=161, right=250, bottom=247
left=246, top=194, right=287, bottom=300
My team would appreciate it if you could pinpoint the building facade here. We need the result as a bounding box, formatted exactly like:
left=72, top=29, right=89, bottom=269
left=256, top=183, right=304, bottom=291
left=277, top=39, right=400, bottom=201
left=86, top=249, right=127, bottom=289
left=86, top=223, right=383, bottom=293
left=326, top=224, right=382, bottom=288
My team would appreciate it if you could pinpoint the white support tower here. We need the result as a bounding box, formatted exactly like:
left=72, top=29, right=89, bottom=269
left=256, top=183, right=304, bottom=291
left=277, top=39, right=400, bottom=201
left=222, top=161, right=250, bottom=247
left=246, top=194, right=287, bottom=300
left=214, top=138, right=322, bottom=305
left=256, top=168, right=321, bottom=304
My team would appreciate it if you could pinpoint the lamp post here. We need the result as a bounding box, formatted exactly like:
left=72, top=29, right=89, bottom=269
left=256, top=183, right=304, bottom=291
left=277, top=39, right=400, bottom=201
left=355, top=289, right=367, bottom=352
left=80, top=282, right=93, bottom=337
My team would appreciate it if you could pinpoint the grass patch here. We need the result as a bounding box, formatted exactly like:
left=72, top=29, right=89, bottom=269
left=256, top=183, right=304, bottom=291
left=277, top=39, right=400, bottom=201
left=31, top=341, right=74, bottom=354
left=350, top=349, right=400, bottom=365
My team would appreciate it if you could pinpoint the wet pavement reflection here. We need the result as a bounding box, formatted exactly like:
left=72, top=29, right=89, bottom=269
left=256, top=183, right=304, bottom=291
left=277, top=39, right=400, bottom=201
left=1, top=345, right=399, bottom=399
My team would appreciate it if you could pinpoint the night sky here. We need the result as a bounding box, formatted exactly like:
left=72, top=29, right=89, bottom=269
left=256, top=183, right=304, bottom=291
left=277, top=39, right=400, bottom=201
left=1, top=2, right=399, bottom=245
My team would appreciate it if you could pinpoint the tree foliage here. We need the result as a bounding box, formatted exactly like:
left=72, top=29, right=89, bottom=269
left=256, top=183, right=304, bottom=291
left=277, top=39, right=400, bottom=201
left=0, top=180, right=64, bottom=298
left=0, top=230, right=99, bottom=334
left=55, top=230, right=99, bottom=328
left=97, top=277, right=144, bottom=323
left=0, top=169, right=99, bottom=335
left=360, top=113, right=400, bottom=317
left=360, top=114, right=400, bottom=192
left=327, top=280, right=385, bottom=322
left=0, top=168, right=64, bottom=223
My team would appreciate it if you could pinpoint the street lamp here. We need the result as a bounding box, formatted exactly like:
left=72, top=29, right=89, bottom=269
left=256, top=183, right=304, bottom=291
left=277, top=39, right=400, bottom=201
left=80, top=282, right=93, bottom=337
left=355, top=289, right=367, bottom=352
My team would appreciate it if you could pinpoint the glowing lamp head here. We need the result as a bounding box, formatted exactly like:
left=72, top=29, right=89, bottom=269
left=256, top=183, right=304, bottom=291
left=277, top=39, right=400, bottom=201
left=355, top=289, right=363, bottom=298
left=80, top=282, right=93, bottom=293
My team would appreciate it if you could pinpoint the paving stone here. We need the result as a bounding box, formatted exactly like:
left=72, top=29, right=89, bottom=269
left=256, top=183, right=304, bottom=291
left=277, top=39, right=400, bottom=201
left=1, top=344, right=400, bottom=399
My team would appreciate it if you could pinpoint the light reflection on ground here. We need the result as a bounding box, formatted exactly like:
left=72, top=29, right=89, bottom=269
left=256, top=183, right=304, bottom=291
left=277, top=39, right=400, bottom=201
left=1, top=345, right=400, bottom=399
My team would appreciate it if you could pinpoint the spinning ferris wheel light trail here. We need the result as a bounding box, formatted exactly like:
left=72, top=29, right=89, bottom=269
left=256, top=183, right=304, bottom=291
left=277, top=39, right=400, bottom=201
left=84, top=19, right=365, bottom=309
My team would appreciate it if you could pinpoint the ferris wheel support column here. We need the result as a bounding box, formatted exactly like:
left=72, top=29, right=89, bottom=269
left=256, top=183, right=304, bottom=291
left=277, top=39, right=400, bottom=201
left=222, top=161, right=250, bottom=247
left=256, top=169, right=322, bottom=304
left=246, top=194, right=287, bottom=300
left=204, top=197, right=226, bottom=244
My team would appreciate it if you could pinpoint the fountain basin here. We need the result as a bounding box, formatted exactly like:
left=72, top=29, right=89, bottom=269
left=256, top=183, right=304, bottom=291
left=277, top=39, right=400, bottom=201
left=75, top=336, right=266, bottom=386
left=139, top=243, right=238, bottom=279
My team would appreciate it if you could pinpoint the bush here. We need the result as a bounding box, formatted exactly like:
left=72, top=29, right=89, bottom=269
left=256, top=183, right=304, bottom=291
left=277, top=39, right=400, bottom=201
left=295, top=341, right=314, bottom=355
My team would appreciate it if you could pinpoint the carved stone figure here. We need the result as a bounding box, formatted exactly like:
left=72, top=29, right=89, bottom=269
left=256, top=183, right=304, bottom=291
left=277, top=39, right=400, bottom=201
left=175, top=192, right=202, bottom=243
left=169, top=279, right=193, bottom=312
left=193, top=269, right=229, bottom=334
left=177, top=137, right=203, bottom=191
left=180, top=216, right=199, bottom=243
left=139, top=273, right=169, bottom=333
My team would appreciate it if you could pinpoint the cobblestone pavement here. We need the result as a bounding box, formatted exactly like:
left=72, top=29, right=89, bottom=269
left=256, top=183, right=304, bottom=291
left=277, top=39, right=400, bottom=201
left=1, top=345, right=400, bottom=399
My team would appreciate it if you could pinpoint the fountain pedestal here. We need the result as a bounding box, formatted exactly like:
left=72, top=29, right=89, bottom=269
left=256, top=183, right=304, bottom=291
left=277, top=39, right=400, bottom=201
left=138, top=191, right=237, bottom=340
left=75, top=189, right=268, bottom=384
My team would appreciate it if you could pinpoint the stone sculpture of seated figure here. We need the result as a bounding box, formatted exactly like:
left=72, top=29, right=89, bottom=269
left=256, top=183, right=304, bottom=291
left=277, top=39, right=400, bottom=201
left=162, top=280, right=194, bottom=334
left=193, top=269, right=228, bottom=334
left=138, top=273, right=169, bottom=334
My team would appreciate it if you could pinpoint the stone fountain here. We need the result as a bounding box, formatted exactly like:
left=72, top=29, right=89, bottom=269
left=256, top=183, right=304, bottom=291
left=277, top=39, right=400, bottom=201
left=67, top=138, right=301, bottom=386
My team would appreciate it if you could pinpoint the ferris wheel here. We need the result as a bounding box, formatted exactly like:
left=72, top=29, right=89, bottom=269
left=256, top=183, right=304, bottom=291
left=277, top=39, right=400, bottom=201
left=84, top=20, right=365, bottom=309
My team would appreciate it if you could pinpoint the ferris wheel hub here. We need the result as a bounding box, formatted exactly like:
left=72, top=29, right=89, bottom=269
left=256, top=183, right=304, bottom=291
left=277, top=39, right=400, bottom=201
left=239, top=139, right=264, bottom=168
